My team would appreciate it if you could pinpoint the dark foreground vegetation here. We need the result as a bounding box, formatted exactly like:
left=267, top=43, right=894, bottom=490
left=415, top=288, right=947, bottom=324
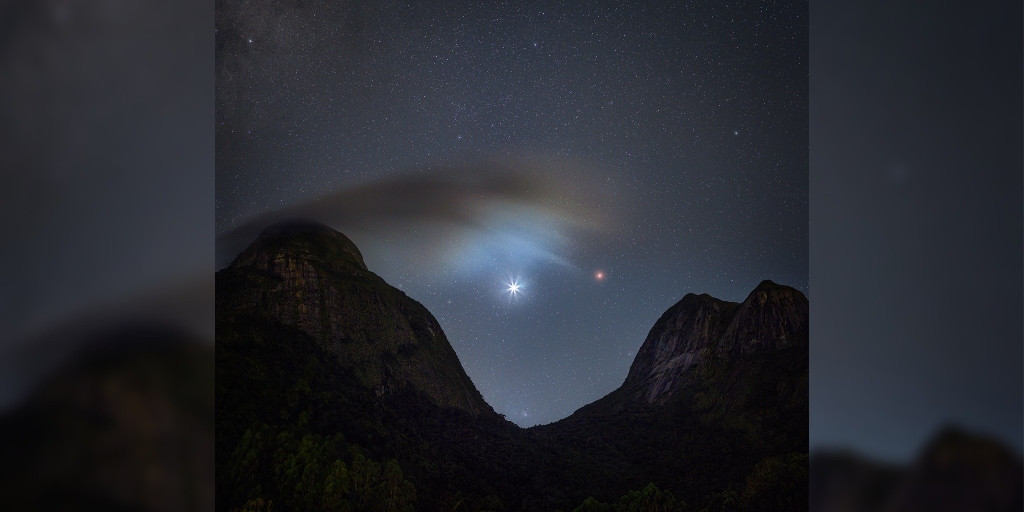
left=217, top=311, right=806, bottom=512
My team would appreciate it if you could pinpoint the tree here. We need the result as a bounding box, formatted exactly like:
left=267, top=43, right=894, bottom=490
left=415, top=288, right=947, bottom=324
left=617, top=483, right=684, bottom=512
left=572, top=496, right=614, bottom=512
left=699, top=489, right=739, bottom=512
left=380, top=460, right=416, bottom=512
left=740, top=453, right=807, bottom=512
left=322, top=459, right=351, bottom=511
left=231, top=496, right=274, bottom=512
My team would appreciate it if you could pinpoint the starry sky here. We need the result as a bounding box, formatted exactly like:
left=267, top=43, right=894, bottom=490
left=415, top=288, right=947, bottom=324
left=216, top=1, right=807, bottom=427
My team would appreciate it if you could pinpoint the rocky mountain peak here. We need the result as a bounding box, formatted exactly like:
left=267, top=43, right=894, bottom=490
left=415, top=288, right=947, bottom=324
left=719, top=280, right=809, bottom=359
left=622, top=292, right=737, bottom=403
left=217, top=220, right=492, bottom=416
left=622, top=281, right=807, bottom=404
left=229, top=219, right=368, bottom=272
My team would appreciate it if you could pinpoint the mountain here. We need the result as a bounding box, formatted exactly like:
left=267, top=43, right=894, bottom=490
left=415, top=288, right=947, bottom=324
left=621, top=281, right=808, bottom=405
left=810, top=426, right=1023, bottom=512
left=529, top=280, right=808, bottom=509
left=217, top=219, right=491, bottom=416
left=216, top=221, right=808, bottom=511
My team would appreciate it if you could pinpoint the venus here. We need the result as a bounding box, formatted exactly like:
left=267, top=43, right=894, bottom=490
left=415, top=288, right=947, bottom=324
left=504, top=277, right=523, bottom=298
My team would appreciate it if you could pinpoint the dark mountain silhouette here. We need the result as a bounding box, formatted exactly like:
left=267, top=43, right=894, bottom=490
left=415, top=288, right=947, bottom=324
left=218, top=219, right=492, bottom=415
left=622, top=282, right=807, bottom=405
left=215, top=220, right=809, bottom=511
left=529, top=280, right=808, bottom=509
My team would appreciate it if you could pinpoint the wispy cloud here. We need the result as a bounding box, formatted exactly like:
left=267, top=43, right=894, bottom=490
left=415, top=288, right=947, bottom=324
left=217, top=156, right=620, bottom=275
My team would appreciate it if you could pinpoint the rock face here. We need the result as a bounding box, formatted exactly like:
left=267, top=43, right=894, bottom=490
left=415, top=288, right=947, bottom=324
left=720, top=281, right=809, bottom=358
left=216, top=219, right=492, bottom=415
left=623, top=280, right=808, bottom=404
left=622, top=293, right=737, bottom=404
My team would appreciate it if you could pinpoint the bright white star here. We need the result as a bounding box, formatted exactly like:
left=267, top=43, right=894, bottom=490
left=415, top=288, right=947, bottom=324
left=503, top=276, right=524, bottom=299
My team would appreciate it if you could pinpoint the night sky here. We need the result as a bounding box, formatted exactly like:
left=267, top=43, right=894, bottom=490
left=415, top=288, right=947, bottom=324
left=216, top=1, right=807, bottom=427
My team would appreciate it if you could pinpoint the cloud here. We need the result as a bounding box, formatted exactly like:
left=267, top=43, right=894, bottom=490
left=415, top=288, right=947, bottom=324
left=217, top=156, right=619, bottom=274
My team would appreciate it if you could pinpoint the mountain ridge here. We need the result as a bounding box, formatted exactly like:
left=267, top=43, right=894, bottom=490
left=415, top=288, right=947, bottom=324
left=215, top=220, right=809, bottom=511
